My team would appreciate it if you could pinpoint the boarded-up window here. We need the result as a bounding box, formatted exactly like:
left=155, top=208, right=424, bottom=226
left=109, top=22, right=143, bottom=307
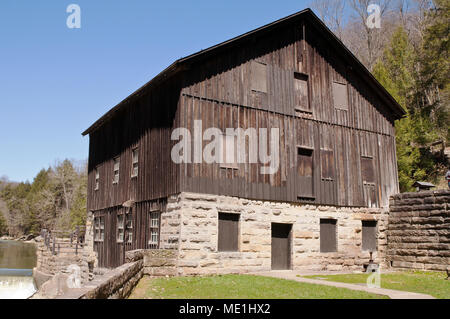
left=220, top=134, right=239, bottom=169
left=94, top=168, right=100, bottom=191
left=362, top=220, right=377, bottom=251
left=361, top=156, right=375, bottom=183
left=320, top=149, right=335, bottom=180
left=294, top=73, right=310, bottom=111
left=251, top=61, right=267, bottom=93
left=218, top=213, right=239, bottom=252
left=113, top=157, right=120, bottom=184
left=320, top=219, right=337, bottom=252
left=297, top=147, right=313, bottom=177
left=332, top=81, right=348, bottom=110
left=297, top=147, right=314, bottom=199
left=131, top=148, right=139, bottom=178
left=148, top=212, right=161, bottom=249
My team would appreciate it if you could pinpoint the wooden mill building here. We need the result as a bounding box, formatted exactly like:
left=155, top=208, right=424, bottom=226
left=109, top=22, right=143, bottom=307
left=82, top=9, right=404, bottom=271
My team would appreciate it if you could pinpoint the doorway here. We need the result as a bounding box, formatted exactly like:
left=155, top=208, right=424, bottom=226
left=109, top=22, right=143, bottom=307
left=271, top=223, right=292, bottom=270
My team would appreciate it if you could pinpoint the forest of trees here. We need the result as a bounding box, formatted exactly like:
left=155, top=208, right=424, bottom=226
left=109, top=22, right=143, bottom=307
left=312, top=0, right=449, bottom=191
left=0, top=160, right=87, bottom=237
left=0, top=0, right=448, bottom=236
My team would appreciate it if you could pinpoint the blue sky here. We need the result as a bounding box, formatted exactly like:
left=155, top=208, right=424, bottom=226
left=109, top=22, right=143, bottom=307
left=0, top=0, right=324, bottom=182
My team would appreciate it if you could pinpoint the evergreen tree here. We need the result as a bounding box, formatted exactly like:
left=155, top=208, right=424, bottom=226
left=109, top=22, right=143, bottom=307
left=373, top=26, right=440, bottom=192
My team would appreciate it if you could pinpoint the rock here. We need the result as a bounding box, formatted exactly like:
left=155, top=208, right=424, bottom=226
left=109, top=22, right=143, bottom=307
left=25, top=234, right=35, bottom=241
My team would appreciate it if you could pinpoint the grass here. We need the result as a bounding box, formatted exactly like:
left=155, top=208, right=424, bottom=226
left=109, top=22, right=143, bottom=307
left=303, top=271, right=450, bottom=299
left=129, top=274, right=388, bottom=299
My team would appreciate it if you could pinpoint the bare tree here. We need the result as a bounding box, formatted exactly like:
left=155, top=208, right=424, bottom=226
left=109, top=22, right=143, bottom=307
left=345, top=0, right=395, bottom=70
left=310, top=0, right=347, bottom=39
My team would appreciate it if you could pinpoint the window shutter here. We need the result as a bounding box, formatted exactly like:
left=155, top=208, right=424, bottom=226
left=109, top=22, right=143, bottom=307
left=218, top=213, right=239, bottom=251
left=251, top=61, right=267, bottom=93
left=362, top=220, right=377, bottom=251
left=320, top=219, right=337, bottom=252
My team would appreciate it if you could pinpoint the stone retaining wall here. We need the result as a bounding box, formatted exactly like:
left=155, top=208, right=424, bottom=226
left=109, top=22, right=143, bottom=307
left=165, top=192, right=388, bottom=275
left=35, top=237, right=90, bottom=284
left=77, top=249, right=176, bottom=299
left=143, top=249, right=178, bottom=276
left=387, top=190, right=450, bottom=271
left=80, top=259, right=143, bottom=299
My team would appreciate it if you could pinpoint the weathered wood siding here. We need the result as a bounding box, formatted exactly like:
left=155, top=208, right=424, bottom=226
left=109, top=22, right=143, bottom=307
left=178, top=18, right=399, bottom=207
left=87, top=79, right=181, bottom=212
left=93, top=199, right=166, bottom=268
left=86, top=13, right=401, bottom=267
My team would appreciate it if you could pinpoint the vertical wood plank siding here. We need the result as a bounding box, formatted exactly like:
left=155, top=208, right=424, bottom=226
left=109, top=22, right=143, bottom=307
left=93, top=199, right=166, bottom=268
left=87, top=15, right=400, bottom=267
left=177, top=18, right=398, bottom=208
left=87, top=78, right=181, bottom=212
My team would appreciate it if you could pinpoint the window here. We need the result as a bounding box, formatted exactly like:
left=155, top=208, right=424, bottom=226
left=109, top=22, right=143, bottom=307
left=362, top=220, right=377, bottom=252
left=320, top=219, right=337, bottom=252
left=361, top=156, right=375, bottom=184
left=113, top=157, right=120, bottom=184
left=126, top=213, right=133, bottom=244
left=218, top=213, right=239, bottom=252
left=148, top=212, right=160, bottom=249
left=220, top=134, right=239, bottom=170
left=297, top=147, right=314, bottom=199
left=131, top=148, right=139, bottom=178
left=250, top=61, right=267, bottom=93
left=294, top=73, right=310, bottom=112
left=117, top=214, right=124, bottom=243
left=297, top=147, right=313, bottom=177
left=332, top=81, right=348, bottom=110
left=320, top=149, right=335, bottom=180
left=94, top=168, right=100, bottom=191
left=94, top=216, right=104, bottom=242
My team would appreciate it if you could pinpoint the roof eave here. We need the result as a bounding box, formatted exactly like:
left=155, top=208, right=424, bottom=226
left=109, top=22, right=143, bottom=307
left=82, top=8, right=405, bottom=136
left=81, top=60, right=182, bottom=136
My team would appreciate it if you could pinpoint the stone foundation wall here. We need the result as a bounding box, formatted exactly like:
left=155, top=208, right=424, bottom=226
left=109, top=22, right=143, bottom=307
left=163, top=192, right=388, bottom=275
left=143, top=249, right=178, bottom=276
left=159, top=195, right=182, bottom=250
left=80, top=259, right=143, bottom=299
left=35, top=237, right=90, bottom=284
left=387, top=190, right=450, bottom=271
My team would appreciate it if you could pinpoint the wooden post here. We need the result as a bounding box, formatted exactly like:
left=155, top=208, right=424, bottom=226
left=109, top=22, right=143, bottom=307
left=75, top=226, right=79, bottom=255
left=52, top=234, right=56, bottom=255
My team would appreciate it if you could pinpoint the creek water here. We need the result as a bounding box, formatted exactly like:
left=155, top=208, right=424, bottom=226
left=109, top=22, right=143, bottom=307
left=0, top=240, right=37, bottom=299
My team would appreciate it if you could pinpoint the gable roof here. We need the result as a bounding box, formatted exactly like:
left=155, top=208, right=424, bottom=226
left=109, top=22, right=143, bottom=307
left=82, top=8, right=405, bottom=136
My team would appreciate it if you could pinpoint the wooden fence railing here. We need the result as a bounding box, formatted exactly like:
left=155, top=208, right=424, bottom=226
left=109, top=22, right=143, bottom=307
left=40, top=226, right=86, bottom=256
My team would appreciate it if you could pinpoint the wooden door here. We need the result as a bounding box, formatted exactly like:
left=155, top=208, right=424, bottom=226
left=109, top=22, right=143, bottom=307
left=271, top=223, right=292, bottom=270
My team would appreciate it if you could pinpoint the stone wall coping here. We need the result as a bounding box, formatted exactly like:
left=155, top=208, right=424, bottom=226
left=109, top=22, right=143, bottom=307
left=79, top=260, right=143, bottom=299
left=390, top=189, right=450, bottom=200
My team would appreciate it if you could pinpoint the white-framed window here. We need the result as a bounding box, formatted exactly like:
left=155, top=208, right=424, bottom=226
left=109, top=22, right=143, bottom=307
left=113, top=157, right=120, bottom=184
left=126, top=213, right=133, bottom=244
left=148, top=212, right=160, bottom=249
left=94, top=168, right=100, bottom=191
left=94, top=216, right=104, bottom=242
left=131, top=148, right=139, bottom=178
left=117, top=214, right=124, bottom=243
